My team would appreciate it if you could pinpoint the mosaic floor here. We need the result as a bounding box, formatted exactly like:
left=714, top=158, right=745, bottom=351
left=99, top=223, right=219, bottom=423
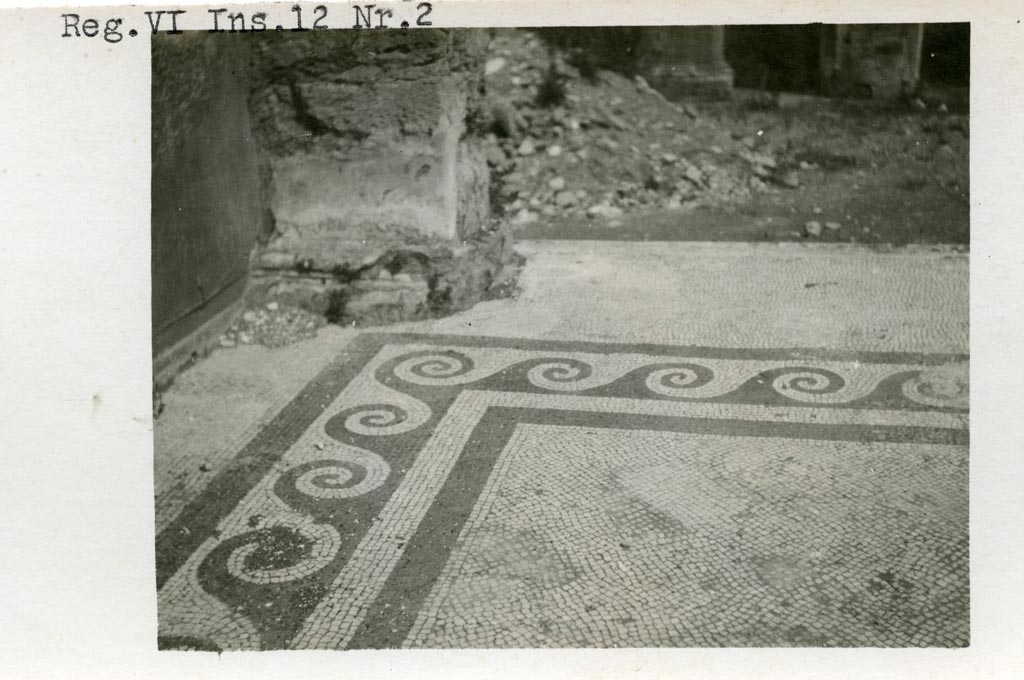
left=156, top=332, right=969, bottom=650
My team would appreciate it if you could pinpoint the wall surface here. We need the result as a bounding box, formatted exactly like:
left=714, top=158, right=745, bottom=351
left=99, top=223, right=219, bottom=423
left=151, top=33, right=267, bottom=369
left=634, top=26, right=733, bottom=101
left=152, top=29, right=509, bottom=368
left=822, top=24, right=925, bottom=98
left=250, top=28, right=490, bottom=273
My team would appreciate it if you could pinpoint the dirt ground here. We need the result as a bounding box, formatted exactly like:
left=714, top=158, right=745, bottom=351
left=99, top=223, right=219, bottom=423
left=482, top=30, right=969, bottom=247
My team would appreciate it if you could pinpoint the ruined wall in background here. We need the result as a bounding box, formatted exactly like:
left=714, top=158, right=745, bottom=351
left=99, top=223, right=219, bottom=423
left=247, top=28, right=517, bottom=327
left=821, top=24, right=925, bottom=99
left=633, top=26, right=733, bottom=101
left=250, top=28, right=490, bottom=268
left=538, top=26, right=733, bottom=101
left=152, top=28, right=520, bottom=381
left=151, top=32, right=268, bottom=378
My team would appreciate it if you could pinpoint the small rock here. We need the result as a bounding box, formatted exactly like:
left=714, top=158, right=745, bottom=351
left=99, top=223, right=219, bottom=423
left=555, top=190, right=577, bottom=207
left=484, top=57, right=507, bottom=76
left=824, top=221, right=842, bottom=231
left=199, top=463, right=210, bottom=472
left=799, top=160, right=814, bottom=170
left=239, top=332, right=252, bottom=344
left=683, top=103, right=699, bottom=119
left=517, top=139, right=536, bottom=156
left=242, top=310, right=257, bottom=323
left=490, top=99, right=518, bottom=138
left=548, top=176, right=566, bottom=191
left=484, top=145, right=507, bottom=166
left=605, top=113, right=629, bottom=131
left=546, top=144, right=563, bottom=157
left=266, top=301, right=279, bottom=311
left=512, top=208, right=538, bottom=225
left=862, top=227, right=871, bottom=234
left=597, top=137, right=619, bottom=152
left=745, top=152, right=776, bottom=169
left=314, top=442, right=325, bottom=451
left=683, top=166, right=704, bottom=186
left=938, top=103, right=949, bottom=113
left=912, top=98, right=927, bottom=111
left=586, top=204, right=624, bottom=219
left=377, top=268, right=392, bottom=280
left=259, top=251, right=297, bottom=269
left=219, top=337, right=236, bottom=348
left=804, top=221, right=823, bottom=237
left=812, top=206, right=823, bottom=215
left=780, top=171, right=800, bottom=188
left=489, top=262, right=520, bottom=291
left=393, top=273, right=413, bottom=284
left=660, top=153, right=679, bottom=164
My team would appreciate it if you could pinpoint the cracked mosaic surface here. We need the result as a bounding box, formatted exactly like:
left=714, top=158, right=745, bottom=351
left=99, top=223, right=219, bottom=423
left=156, top=332, right=968, bottom=650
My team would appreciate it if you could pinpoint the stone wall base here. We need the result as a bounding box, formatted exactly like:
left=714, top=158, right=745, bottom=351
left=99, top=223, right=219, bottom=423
left=247, top=222, right=522, bottom=327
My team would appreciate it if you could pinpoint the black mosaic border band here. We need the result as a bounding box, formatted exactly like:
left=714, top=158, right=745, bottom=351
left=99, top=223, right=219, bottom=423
left=156, top=331, right=969, bottom=649
left=345, top=405, right=967, bottom=649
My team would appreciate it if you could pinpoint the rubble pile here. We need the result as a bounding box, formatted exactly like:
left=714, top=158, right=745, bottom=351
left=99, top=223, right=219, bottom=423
left=481, top=30, right=791, bottom=226
left=481, top=30, right=969, bottom=246
left=219, top=302, right=324, bottom=349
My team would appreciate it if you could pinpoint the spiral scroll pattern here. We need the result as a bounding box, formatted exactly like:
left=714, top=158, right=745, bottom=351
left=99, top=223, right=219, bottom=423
left=770, top=368, right=846, bottom=402
left=290, top=454, right=390, bottom=500
left=526, top=358, right=595, bottom=391
left=391, top=350, right=475, bottom=385
left=644, top=364, right=715, bottom=397
left=225, top=518, right=341, bottom=585
left=325, top=399, right=429, bottom=438
left=902, top=373, right=968, bottom=409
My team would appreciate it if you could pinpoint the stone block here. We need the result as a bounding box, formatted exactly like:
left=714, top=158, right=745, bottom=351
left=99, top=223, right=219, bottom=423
left=821, top=24, right=925, bottom=99
left=251, top=29, right=490, bottom=248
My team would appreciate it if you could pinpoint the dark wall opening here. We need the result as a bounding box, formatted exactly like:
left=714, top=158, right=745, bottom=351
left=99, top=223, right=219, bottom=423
left=921, top=23, right=970, bottom=86
left=725, top=25, right=823, bottom=93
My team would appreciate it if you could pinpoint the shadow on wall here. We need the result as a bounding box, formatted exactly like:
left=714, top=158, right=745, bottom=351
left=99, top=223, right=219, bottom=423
left=151, top=32, right=271, bottom=379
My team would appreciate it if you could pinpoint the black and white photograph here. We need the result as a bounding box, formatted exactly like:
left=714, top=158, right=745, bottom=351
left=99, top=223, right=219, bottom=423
left=151, top=20, right=969, bottom=650
left=2, top=2, right=1022, bottom=679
